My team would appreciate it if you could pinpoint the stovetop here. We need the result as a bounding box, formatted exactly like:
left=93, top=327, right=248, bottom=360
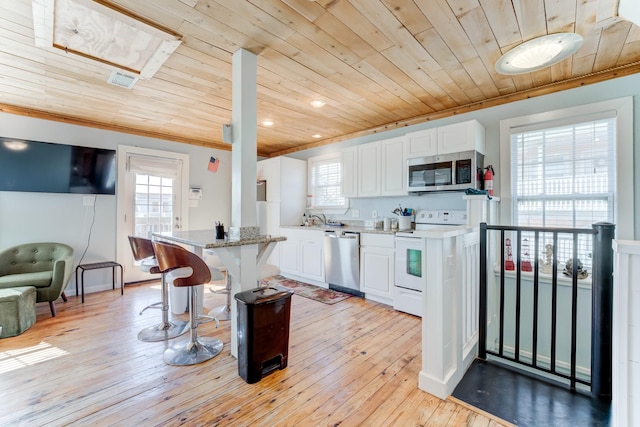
left=396, top=209, right=467, bottom=238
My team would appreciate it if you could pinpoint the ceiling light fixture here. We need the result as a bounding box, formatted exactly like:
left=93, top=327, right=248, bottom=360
left=495, top=33, right=583, bottom=75
left=3, top=140, right=29, bottom=151
left=261, top=119, right=274, bottom=126
left=310, top=99, right=326, bottom=108
left=312, top=134, right=322, bottom=139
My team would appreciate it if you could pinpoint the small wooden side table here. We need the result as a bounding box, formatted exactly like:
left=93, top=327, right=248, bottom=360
left=75, top=261, right=123, bottom=303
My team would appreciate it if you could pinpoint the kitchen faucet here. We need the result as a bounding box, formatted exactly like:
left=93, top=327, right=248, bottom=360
left=309, top=213, right=327, bottom=225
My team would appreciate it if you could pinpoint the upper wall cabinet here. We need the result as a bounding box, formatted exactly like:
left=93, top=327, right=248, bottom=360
left=404, top=120, right=485, bottom=159
left=404, top=128, right=437, bottom=158
left=437, top=120, right=485, bottom=155
left=341, top=146, right=358, bottom=198
left=380, top=136, right=406, bottom=196
left=342, top=136, right=407, bottom=198
left=357, top=142, right=381, bottom=197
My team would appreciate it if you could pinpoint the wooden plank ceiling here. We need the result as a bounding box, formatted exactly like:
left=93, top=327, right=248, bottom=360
left=1, top=0, right=639, bottom=157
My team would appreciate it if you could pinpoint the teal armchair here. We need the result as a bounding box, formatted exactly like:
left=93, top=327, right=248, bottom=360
left=0, top=242, right=75, bottom=316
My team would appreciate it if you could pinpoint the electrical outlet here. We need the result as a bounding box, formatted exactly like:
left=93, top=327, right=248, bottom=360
left=352, top=209, right=360, bottom=218
left=371, top=210, right=378, bottom=218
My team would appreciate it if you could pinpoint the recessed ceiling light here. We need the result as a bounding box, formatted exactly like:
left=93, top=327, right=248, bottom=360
left=312, top=134, right=322, bottom=139
left=495, top=33, right=583, bottom=75
left=261, top=119, right=274, bottom=126
left=310, top=99, right=326, bottom=108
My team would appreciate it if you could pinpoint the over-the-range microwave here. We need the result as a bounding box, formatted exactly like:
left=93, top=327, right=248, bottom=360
left=407, top=150, right=484, bottom=193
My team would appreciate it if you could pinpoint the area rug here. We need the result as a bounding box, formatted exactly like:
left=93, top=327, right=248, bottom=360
left=260, top=275, right=352, bottom=305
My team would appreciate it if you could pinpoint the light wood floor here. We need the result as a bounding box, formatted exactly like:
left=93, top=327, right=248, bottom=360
left=0, top=281, right=510, bottom=426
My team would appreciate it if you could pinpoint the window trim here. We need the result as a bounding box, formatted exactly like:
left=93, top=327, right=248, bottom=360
left=499, top=97, right=634, bottom=240
left=307, top=152, right=349, bottom=212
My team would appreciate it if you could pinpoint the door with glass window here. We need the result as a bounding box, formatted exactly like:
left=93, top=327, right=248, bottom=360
left=116, top=146, right=189, bottom=283
left=133, top=174, right=177, bottom=238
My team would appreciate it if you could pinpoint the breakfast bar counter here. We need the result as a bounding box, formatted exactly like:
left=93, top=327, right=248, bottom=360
left=152, top=230, right=286, bottom=252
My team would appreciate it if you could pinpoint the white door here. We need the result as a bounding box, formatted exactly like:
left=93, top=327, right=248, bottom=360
left=116, top=145, right=190, bottom=283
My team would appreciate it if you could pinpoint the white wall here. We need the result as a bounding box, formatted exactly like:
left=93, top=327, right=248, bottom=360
left=0, top=113, right=232, bottom=293
left=288, top=73, right=640, bottom=239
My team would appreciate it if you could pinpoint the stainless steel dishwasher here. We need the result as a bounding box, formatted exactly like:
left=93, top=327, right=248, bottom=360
left=324, top=230, right=362, bottom=297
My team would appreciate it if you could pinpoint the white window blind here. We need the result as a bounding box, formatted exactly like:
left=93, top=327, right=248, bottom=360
left=127, top=154, right=182, bottom=179
left=309, top=154, right=346, bottom=208
left=510, top=116, right=616, bottom=268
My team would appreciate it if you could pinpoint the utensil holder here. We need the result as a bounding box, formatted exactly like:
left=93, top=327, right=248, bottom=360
left=215, top=225, right=225, bottom=240
left=398, top=216, right=412, bottom=230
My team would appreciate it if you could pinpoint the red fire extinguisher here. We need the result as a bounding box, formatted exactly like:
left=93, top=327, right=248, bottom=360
left=484, top=165, right=495, bottom=196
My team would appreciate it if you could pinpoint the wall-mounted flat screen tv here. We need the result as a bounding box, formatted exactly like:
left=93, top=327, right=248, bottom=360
left=0, top=137, right=116, bottom=195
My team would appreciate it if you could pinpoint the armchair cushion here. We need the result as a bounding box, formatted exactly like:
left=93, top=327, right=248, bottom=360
left=0, top=271, right=53, bottom=289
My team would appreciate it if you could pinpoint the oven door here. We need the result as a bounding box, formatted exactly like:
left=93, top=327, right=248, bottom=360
left=394, top=236, right=424, bottom=317
left=394, top=236, right=425, bottom=292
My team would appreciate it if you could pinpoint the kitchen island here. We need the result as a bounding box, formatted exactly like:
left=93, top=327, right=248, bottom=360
left=152, top=229, right=286, bottom=357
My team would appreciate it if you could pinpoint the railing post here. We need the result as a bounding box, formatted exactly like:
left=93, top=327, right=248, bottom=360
left=591, top=222, right=615, bottom=401
left=479, top=222, right=487, bottom=359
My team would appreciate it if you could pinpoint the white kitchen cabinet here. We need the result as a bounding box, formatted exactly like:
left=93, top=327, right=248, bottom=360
left=257, top=157, right=307, bottom=266
left=341, top=146, right=358, bottom=198
left=357, top=142, right=381, bottom=197
left=404, top=127, right=437, bottom=158
left=380, top=136, right=407, bottom=196
left=437, top=120, right=485, bottom=155
left=257, top=156, right=306, bottom=209
left=300, top=239, right=324, bottom=281
left=360, top=233, right=394, bottom=305
left=278, top=238, right=299, bottom=274
left=404, top=120, right=485, bottom=159
left=279, top=228, right=325, bottom=283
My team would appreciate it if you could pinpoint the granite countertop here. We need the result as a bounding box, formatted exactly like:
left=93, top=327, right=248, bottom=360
left=153, top=229, right=286, bottom=249
left=280, top=224, right=400, bottom=235
left=280, top=223, right=476, bottom=238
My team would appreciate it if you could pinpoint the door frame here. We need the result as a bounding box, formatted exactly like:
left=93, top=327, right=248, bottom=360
left=116, top=145, right=190, bottom=282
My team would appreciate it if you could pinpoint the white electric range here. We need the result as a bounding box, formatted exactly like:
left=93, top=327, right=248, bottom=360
left=394, top=209, right=467, bottom=316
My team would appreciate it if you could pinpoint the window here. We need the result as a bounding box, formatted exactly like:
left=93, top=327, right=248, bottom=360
left=500, top=97, right=634, bottom=267
left=308, top=153, right=347, bottom=208
left=511, top=117, right=616, bottom=267
left=511, top=116, right=616, bottom=229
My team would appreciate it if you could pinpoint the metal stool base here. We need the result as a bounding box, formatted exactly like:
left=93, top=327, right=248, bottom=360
left=163, top=337, right=223, bottom=366
left=137, top=320, right=189, bottom=342
left=139, top=301, right=162, bottom=315
left=208, top=304, right=231, bottom=321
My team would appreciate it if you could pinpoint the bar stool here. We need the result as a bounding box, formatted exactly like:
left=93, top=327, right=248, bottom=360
left=152, top=241, right=224, bottom=366
left=205, top=251, right=231, bottom=321
left=128, top=236, right=189, bottom=342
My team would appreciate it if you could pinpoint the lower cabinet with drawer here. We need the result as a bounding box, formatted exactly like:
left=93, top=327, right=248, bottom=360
left=360, top=233, right=395, bottom=306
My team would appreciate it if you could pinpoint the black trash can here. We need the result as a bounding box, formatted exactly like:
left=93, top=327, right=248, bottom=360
left=234, top=285, right=293, bottom=384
